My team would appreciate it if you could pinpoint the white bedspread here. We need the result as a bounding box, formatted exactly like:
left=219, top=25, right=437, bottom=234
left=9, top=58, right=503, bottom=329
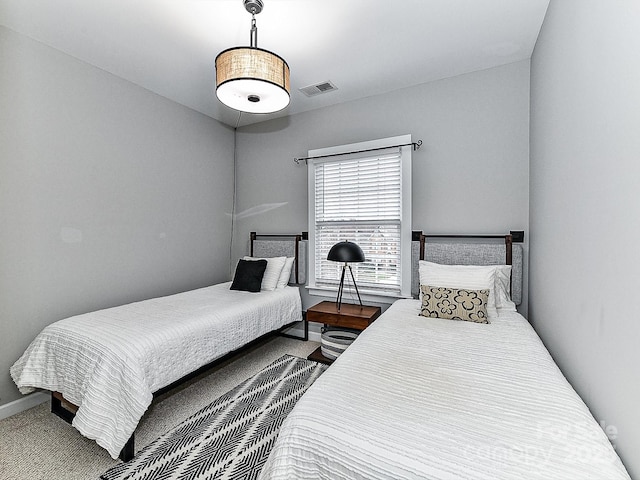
left=11, top=282, right=301, bottom=459
left=261, top=300, right=630, bottom=480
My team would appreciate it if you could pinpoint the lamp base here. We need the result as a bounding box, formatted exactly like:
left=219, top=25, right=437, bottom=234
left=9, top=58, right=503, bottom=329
left=336, top=264, right=363, bottom=310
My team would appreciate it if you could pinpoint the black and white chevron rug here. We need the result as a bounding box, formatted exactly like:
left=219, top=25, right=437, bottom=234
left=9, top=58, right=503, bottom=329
left=100, top=355, right=327, bottom=480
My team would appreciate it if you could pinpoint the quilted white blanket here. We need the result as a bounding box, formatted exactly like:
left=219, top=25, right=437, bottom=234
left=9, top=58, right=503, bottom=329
left=260, top=300, right=630, bottom=480
left=11, top=282, right=301, bottom=459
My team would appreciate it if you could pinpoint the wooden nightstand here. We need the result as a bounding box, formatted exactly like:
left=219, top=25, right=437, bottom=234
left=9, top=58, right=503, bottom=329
left=306, top=301, right=381, bottom=365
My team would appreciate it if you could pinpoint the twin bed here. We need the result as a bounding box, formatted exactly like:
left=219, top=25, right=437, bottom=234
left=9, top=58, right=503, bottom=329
left=260, top=234, right=630, bottom=479
left=10, top=233, right=307, bottom=460
left=11, top=232, right=631, bottom=478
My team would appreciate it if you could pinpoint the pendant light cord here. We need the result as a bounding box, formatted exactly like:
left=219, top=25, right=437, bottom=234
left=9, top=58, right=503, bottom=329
left=229, top=111, right=242, bottom=277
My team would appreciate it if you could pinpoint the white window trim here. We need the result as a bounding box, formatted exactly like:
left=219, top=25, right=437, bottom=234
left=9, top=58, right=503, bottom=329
left=307, top=134, right=412, bottom=304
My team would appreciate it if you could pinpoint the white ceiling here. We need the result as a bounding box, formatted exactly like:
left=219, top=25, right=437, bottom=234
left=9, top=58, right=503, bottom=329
left=0, top=0, right=549, bottom=127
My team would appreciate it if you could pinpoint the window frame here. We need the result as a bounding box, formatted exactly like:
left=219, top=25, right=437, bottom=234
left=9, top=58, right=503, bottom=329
left=307, top=134, right=413, bottom=303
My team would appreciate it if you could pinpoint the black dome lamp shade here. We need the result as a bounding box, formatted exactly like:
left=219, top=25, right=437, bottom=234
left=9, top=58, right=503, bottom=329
left=327, top=241, right=365, bottom=309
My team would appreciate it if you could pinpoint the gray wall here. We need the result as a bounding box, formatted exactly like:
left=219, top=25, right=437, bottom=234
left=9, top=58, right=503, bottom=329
left=0, top=27, right=235, bottom=405
left=530, top=0, right=639, bottom=476
left=235, top=60, right=530, bottom=314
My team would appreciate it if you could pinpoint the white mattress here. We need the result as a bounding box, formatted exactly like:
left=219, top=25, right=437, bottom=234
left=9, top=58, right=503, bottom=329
left=260, top=299, right=630, bottom=480
left=11, top=282, right=301, bottom=459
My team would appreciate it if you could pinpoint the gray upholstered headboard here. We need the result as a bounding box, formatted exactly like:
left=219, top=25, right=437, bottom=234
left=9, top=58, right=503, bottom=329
left=249, top=232, right=307, bottom=285
left=411, top=234, right=523, bottom=305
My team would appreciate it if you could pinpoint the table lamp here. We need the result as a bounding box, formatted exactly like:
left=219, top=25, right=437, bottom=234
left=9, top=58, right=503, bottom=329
left=327, top=241, right=365, bottom=309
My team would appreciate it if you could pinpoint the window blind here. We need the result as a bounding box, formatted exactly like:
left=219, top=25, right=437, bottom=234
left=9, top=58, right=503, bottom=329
left=314, top=152, right=403, bottom=294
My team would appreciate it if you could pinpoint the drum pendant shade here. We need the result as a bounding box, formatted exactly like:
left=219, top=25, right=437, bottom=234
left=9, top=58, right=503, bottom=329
left=215, top=47, right=290, bottom=113
left=215, top=0, right=290, bottom=114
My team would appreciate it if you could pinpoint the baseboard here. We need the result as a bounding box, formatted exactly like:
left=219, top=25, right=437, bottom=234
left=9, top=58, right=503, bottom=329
left=0, top=391, right=49, bottom=420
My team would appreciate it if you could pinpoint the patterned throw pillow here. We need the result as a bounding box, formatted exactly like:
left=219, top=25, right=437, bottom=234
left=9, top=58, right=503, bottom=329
left=419, top=285, right=490, bottom=323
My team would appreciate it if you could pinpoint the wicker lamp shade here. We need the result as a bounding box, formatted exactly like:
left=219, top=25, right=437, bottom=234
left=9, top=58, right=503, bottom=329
left=215, top=47, right=290, bottom=114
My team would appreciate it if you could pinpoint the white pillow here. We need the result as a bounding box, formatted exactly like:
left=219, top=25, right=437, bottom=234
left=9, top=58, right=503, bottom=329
left=277, top=257, right=295, bottom=288
left=243, top=256, right=286, bottom=291
left=419, top=261, right=498, bottom=318
left=495, top=265, right=517, bottom=311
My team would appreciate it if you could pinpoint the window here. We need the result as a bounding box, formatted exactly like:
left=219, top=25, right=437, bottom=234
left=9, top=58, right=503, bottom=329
left=308, top=135, right=412, bottom=301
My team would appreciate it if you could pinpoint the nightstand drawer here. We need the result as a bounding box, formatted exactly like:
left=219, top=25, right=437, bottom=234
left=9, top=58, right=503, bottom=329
left=307, top=311, right=372, bottom=330
left=306, top=301, right=381, bottom=331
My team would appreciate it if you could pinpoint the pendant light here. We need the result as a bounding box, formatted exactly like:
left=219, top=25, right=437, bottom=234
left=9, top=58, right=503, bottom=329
left=215, top=0, right=290, bottom=114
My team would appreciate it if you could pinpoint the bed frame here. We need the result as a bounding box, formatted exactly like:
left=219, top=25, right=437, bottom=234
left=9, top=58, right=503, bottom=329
left=51, top=232, right=308, bottom=461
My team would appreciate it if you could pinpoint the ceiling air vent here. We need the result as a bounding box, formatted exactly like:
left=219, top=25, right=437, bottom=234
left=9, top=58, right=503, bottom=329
left=299, top=80, right=338, bottom=97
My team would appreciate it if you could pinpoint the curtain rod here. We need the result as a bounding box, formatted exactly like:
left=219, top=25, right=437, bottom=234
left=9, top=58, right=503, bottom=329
left=293, top=140, right=422, bottom=165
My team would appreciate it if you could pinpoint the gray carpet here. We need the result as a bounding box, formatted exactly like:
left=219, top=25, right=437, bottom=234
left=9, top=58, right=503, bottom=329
left=0, top=337, right=319, bottom=480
